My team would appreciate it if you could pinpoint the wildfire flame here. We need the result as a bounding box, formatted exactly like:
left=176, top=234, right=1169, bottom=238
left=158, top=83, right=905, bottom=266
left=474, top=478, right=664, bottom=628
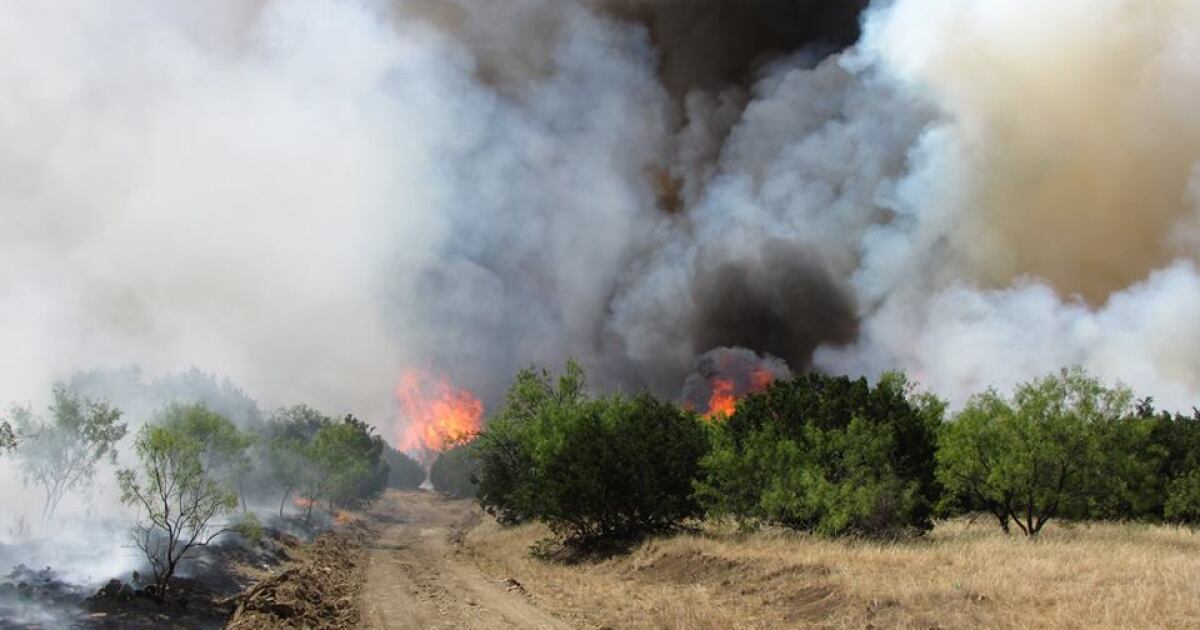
left=706, top=378, right=737, bottom=418
left=684, top=347, right=790, bottom=420
left=395, top=368, right=484, bottom=455
left=704, top=366, right=776, bottom=420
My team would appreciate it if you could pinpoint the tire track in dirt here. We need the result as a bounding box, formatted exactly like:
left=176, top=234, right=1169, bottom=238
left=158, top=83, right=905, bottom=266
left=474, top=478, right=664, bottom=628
left=360, top=491, right=572, bottom=630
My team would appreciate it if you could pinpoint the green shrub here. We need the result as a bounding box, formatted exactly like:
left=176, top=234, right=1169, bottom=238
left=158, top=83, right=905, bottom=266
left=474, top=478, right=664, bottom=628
left=233, top=512, right=265, bottom=544
left=255, top=406, right=389, bottom=523
left=1165, top=469, right=1200, bottom=523
left=430, top=441, right=478, bottom=498
left=695, top=372, right=942, bottom=538
left=385, top=446, right=426, bottom=490
left=475, top=361, right=709, bottom=546
left=475, top=362, right=587, bottom=525
left=1137, top=406, right=1200, bottom=522
left=308, top=415, right=389, bottom=513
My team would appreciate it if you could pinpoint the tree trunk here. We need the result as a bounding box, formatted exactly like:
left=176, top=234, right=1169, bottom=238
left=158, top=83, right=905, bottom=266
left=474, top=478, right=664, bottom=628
left=994, top=510, right=1011, bottom=534
left=279, top=487, right=292, bottom=519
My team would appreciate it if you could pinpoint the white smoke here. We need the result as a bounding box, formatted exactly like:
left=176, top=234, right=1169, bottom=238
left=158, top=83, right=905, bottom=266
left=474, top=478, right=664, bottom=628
left=0, top=0, right=672, bottom=418
left=815, top=0, right=1200, bottom=410
left=2, top=0, right=1199, bottom=440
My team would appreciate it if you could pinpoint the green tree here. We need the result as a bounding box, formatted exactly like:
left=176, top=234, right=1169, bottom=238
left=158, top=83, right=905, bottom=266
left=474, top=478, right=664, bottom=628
left=475, top=362, right=708, bottom=546
left=385, top=446, right=427, bottom=490
left=937, top=367, right=1133, bottom=536
left=430, top=441, right=478, bottom=498
left=695, top=372, right=943, bottom=538
left=156, top=403, right=255, bottom=511
left=475, top=362, right=586, bottom=525
left=1165, top=469, right=1200, bottom=523
left=260, top=405, right=331, bottom=517
left=306, top=416, right=388, bottom=519
left=0, top=419, right=15, bottom=452
left=1082, top=408, right=1160, bottom=521
left=537, top=392, right=707, bottom=543
left=117, top=420, right=239, bottom=597
left=1132, top=403, right=1200, bottom=522
left=12, top=386, right=127, bottom=520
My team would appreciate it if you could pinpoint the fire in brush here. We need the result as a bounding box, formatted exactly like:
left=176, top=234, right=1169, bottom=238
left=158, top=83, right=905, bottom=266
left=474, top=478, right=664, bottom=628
left=682, top=347, right=791, bottom=419
left=395, top=367, right=484, bottom=466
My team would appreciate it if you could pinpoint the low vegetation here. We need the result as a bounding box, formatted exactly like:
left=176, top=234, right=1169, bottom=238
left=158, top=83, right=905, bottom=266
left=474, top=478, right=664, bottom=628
left=429, top=441, right=478, bottom=498
left=385, top=445, right=426, bottom=490
left=696, top=372, right=942, bottom=537
left=475, top=361, right=708, bottom=545
left=455, top=361, right=1200, bottom=551
left=4, top=358, right=1199, bottom=621
left=463, top=514, right=1200, bottom=629
left=1, top=372, right=392, bottom=602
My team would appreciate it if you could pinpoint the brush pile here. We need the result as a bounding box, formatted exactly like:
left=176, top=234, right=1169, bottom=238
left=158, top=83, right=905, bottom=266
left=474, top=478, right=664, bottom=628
left=226, top=520, right=373, bottom=630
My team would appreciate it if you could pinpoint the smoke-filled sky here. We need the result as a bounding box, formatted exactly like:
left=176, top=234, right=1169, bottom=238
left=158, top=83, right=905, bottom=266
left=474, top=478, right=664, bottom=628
left=3, top=0, right=1200, bottom=426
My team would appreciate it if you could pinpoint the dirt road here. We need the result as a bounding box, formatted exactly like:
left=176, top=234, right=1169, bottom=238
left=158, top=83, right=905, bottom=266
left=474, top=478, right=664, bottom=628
left=360, top=491, right=572, bottom=630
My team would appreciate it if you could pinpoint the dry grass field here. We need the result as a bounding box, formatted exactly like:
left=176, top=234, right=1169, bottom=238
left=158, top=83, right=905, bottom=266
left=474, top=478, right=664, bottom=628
left=459, top=515, right=1200, bottom=629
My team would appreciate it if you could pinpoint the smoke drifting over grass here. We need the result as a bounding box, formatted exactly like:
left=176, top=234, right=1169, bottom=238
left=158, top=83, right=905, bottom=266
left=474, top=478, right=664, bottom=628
left=2, top=0, right=1200, bottom=427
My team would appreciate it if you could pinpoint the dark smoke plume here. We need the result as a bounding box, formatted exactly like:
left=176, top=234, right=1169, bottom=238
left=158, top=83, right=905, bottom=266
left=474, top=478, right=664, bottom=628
left=596, top=0, right=870, bottom=96
left=689, top=241, right=859, bottom=372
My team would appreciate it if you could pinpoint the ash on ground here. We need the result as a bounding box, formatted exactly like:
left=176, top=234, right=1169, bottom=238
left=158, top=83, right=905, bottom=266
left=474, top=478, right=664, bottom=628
left=0, top=518, right=313, bottom=629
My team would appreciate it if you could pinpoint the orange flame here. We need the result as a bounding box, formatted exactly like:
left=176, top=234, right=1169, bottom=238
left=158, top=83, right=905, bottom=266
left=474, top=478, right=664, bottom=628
left=703, top=367, right=776, bottom=420
left=395, top=368, right=484, bottom=454
left=750, top=367, right=774, bottom=391
left=706, top=379, right=737, bottom=418
left=334, top=510, right=351, bottom=525
left=293, top=497, right=316, bottom=508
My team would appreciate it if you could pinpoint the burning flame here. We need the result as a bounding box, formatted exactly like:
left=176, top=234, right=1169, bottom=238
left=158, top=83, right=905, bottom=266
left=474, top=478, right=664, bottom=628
left=707, top=378, right=737, bottom=418
left=293, top=497, right=316, bottom=508
left=395, top=368, right=484, bottom=454
left=703, top=366, right=776, bottom=420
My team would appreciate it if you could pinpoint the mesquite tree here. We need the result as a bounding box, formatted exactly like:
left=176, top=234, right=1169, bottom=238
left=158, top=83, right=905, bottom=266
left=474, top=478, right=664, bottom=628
left=155, top=403, right=254, bottom=511
left=261, top=405, right=328, bottom=518
left=0, top=419, right=15, bottom=452
left=307, top=416, right=388, bottom=517
left=937, top=367, right=1134, bottom=536
left=13, top=386, right=126, bottom=520
left=118, top=413, right=239, bottom=597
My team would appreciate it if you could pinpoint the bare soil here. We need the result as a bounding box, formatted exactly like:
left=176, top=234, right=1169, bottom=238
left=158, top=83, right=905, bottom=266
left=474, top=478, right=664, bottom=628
left=359, top=491, right=570, bottom=630
left=226, top=490, right=1200, bottom=629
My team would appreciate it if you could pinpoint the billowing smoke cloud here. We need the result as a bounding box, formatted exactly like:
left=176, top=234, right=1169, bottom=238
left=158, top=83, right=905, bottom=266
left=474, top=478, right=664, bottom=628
left=689, top=241, right=857, bottom=371
left=816, top=0, right=1200, bottom=408
left=3, top=0, right=1200, bottom=447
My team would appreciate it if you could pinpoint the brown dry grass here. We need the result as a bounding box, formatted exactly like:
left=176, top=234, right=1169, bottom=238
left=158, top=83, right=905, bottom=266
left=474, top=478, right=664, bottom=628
left=459, top=516, right=1200, bottom=629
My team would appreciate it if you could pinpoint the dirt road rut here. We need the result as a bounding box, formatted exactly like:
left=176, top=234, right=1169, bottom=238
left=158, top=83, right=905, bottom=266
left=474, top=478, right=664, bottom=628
left=360, top=491, right=572, bottom=630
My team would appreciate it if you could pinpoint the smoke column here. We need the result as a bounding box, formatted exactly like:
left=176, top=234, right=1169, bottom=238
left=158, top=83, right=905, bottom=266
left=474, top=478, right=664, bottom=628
left=1, top=0, right=1199, bottom=430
